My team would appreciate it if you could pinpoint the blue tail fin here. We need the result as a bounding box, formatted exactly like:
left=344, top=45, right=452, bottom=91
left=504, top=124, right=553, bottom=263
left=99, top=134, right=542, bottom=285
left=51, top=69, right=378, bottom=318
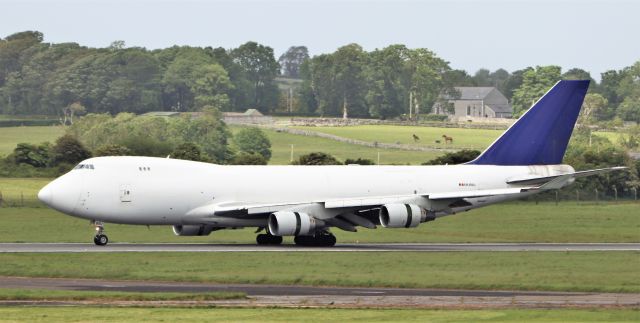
left=468, top=80, right=590, bottom=166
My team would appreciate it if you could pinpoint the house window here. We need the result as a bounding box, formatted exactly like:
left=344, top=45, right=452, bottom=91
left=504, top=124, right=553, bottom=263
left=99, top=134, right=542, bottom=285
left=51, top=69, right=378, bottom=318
left=466, top=106, right=471, bottom=116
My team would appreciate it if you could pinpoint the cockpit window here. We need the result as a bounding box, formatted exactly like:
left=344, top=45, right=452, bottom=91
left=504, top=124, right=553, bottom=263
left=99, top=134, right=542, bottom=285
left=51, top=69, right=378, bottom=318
left=74, top=164, right=95, bottom=170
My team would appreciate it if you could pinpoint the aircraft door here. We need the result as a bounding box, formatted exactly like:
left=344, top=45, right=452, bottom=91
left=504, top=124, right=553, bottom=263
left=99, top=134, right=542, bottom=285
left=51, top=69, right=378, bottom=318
left=119, top=184, right=132, bottom=202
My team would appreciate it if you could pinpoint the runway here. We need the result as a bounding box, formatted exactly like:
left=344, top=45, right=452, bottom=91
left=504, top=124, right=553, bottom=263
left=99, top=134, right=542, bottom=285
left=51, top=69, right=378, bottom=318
left=0, top=242, right=638, bottom=253
left=1, top=276, right=638, bottom=308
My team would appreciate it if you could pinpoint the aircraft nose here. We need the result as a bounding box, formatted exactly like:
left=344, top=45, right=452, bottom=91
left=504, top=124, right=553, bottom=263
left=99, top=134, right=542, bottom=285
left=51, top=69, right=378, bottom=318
left=38, top=176, right=81, bottom=214
left=37, top=185, right=53, bottom=205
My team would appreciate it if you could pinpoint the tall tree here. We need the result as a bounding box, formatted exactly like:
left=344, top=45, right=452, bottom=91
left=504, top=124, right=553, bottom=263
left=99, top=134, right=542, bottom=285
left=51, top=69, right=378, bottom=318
left=407, top=48, right=452, bottom=117
left=562, top=68, right=593, bottom=81
left=511, top=66, right=562, bottom=115
left=615, top=61, right=640, bottom=123
left=231, top=42, right=280, bottom=113
left=0, top=31, right=43, bottom=87
left=161, top=49, right=214, bottom=111
left=278, top=46, right=309, bottom=78
left=305, top=54, right=338, bottom=116
left=365, top=45, right=409, bottom=119
left=332, top=43, right=368, bottom=118
left=580, top=93, right=608, bottom=125
left=501, top=67, right=532, bottom=101
left=598, top=69, right=625, bottom=120
left=191, top=63, right=234, bottom=110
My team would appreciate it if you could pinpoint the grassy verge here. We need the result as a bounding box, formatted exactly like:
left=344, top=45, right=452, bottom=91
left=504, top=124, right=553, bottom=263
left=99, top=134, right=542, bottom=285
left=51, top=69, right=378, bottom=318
left=0, top=288, right=244, bottom=301
left=0, top=307, right=638, bottom=322
left=0, top=178, right=50, bottom=207
left=1, top=201, right=638, bottom=243
left=0, top=252, right=638, bottom=293
left=0, top=126, right=64, bottom=158
left=290, top=125, right=624, bottom=152
left=292, top=125, right=503, bottom=150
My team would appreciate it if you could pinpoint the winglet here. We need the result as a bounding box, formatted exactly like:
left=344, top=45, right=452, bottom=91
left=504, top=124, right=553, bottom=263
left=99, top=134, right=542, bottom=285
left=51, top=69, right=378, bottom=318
left=468, top=80, right=590, bottom=166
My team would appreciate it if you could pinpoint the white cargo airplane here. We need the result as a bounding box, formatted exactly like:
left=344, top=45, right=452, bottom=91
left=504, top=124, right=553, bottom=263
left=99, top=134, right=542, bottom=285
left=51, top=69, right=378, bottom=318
left=39, top=80, right=624, bottom=246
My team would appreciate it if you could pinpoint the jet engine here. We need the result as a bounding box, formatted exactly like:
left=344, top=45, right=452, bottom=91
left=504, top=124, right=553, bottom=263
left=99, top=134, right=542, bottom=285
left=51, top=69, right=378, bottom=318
left=268, top=211, right=318, bottom=236
left=379, top=204, right=427, bottom=228
left=172, top=225, right=214, bottom=236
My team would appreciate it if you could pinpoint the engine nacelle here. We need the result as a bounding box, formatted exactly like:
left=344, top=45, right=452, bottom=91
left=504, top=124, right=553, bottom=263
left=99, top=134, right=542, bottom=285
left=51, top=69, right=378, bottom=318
left=379, top=204, right=426, bottom=228
left=268, top=211, right=318, bottom=236
left=172, top=225, right=214, bottom=236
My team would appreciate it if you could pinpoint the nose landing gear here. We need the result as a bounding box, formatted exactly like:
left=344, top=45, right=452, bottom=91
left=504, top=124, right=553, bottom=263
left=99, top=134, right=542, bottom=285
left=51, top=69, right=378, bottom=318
left=92, top=221, right=109, bottom=246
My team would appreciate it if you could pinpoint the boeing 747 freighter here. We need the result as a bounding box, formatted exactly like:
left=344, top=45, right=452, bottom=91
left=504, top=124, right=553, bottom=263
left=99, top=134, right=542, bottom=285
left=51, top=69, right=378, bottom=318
left=38, top=80, right=624, bottom=246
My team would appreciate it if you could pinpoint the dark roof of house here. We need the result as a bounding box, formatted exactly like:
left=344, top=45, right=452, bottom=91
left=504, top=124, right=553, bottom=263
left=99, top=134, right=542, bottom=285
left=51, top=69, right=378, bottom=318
left=222, top=109, right=266, bottom=117
left=454, top=87, right=496, bottom=100
left=486, top=104, right=512, bottom=114
left=142, top=111, right=181, bottom=117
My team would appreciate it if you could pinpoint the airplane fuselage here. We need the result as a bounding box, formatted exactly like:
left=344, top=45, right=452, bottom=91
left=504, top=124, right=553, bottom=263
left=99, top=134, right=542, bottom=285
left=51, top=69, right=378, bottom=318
left=39, top=156, right=574, bottom=226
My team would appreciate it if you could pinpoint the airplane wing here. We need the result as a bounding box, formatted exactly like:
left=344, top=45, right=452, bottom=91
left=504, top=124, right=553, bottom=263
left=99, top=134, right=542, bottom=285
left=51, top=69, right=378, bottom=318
left=186, top=187, right=537, bottom=218
left=186, top=166, right=627, bottom=220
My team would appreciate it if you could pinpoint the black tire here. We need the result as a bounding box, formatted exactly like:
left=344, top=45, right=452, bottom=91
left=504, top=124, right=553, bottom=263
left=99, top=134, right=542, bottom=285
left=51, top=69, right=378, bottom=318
left=270, top=235, right=283, bottom=245
left=94, top=234, right=108, bottom=246
left=323, top=233, right=337, bottom=247
left=294, top=233, right=336, bottom=247
left=293, top=235, right=310, bottom=246
left=256, top=234, right=269, bottom=245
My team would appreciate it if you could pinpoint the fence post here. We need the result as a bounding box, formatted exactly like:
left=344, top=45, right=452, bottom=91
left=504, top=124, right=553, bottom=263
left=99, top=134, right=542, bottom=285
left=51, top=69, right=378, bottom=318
left=555, top=191, right=559, bottom=206
left=595, top=188, right=599, bottom=204
left=576, top=190, right=580, bottom=204
left=634, top=187, right=637, bottom=201
left=0, top=190, right=3, bottom=207
left=613, top=187, right=618, bottom=201
left=20, top=192, right=24, bottom=207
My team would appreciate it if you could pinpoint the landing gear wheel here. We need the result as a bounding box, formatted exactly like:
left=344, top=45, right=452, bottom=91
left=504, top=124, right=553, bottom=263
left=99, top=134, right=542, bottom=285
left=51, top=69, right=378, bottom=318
left=94, top=234, right=108, bottom=246
left=294, top=232, right=336, bottom=247
left=256, top=233, right=283, bottom=245
left=92, top=220, right=108, bottom=246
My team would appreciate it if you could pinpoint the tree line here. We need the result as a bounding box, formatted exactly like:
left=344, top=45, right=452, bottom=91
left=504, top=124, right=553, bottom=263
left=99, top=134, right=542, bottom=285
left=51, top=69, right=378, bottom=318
left=1, top=30, right=639, bottom=122
left=0, top=31, right=279, bottom=116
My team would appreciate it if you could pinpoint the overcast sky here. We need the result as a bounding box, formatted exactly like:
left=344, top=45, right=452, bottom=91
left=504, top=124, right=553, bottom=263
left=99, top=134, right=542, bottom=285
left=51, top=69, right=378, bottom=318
left=2, top=0, right=638, bottom=80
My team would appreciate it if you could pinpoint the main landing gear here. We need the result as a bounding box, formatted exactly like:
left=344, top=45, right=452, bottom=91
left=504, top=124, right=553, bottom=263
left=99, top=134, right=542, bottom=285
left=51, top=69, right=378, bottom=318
left=256, top=232, right=283, bottom=245
left=294, top=231, right=336, bottom=247
left=92, top=221, right=109, bottom=246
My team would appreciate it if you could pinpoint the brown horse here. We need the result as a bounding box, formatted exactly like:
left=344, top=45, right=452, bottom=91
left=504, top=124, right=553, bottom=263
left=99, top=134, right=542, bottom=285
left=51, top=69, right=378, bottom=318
left=442, top=134, right=453, bottom=144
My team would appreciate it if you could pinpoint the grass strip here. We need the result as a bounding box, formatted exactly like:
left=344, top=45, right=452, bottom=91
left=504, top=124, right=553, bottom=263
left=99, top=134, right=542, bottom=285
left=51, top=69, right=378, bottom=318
left=0, top=251, right=638, bottom=293
left=0, top=307, right=638, bottom=322
left=1, top=202, right=638, bottom=243
left=0, top=288, right=245, bottom=301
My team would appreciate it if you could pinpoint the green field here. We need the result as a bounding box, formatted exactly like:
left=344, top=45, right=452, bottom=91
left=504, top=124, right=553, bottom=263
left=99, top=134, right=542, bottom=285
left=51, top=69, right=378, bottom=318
left=0, top=126, right=64, bottom=158
left=293, top=124, right=503, bottom=150
left=0, top=178, right=50, bottom=207
left=0, top=124, right=628, bottom=166
left=0, top=251, right=638, bottom=293
left=0, top=308, right=637, bottom=322
left=231, top=126, right=441, bottom=164
left=292, top=125, right=627, bottom=150
left=1, top=201, right=638, bottom=243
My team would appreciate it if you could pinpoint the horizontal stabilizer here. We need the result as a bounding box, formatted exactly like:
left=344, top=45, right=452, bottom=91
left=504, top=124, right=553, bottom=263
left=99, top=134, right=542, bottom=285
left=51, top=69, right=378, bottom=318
left=427, top=187, right=531, bottom=200
left=507, top=166, right=628, bottom=186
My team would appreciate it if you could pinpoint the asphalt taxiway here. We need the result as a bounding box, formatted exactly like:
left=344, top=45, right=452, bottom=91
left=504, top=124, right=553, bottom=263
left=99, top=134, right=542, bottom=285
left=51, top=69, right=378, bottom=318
left=0, top=242, right=638, bottom=253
